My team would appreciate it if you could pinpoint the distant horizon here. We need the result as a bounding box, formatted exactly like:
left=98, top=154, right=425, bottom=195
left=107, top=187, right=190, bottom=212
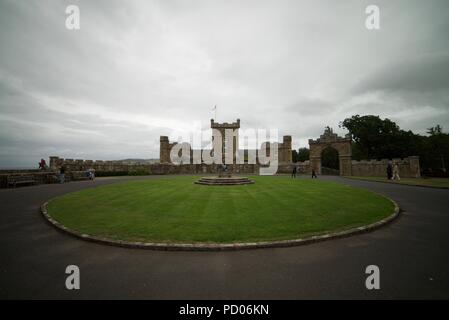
left=0, top=158, right=161, bottom=171
left=1, top=117, right=445, bottom=170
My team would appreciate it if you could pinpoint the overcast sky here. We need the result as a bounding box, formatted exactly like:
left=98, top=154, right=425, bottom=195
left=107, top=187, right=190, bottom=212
left=1, top=0, right=448, bottom=168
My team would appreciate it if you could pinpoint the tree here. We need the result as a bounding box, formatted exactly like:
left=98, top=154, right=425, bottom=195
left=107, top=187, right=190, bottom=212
left=427, top=125, right=443, bottom=135
left=340, top=114, right=415, bottom=160
left=322, top=147, right=339, bottom=170
left=296, top=148, right=310, bottom=162
left=425, top=125, right=449, bottom=173
left=292, top=149, right=298, bottom=163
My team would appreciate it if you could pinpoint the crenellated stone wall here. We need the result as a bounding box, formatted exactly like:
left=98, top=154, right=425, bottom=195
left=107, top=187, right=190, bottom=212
left=47, top=156, right=300, bottom=176
left=49, top=156, right=262, bottom=175
left=49, top=156, right=148, bottom=173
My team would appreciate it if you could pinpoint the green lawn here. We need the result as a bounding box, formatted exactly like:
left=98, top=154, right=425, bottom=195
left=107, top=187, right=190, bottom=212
left=348, top=176, right=449, bottom=189
left=47, top=176, right=394, bottom=243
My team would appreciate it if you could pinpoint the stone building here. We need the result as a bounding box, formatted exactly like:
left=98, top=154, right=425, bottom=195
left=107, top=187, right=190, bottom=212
left=44, top=123, right=420, bottom=178
left=159, top=119, right=293, bottom=165
left=309, top=127, right=352, bottom=176
left=211, top=119, right=240, bottom=164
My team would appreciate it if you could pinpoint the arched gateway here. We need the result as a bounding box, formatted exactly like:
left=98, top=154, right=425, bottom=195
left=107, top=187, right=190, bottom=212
left=309, top=127, right=352, bottom=176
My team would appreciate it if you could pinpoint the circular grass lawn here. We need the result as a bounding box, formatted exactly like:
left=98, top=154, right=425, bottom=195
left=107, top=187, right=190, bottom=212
left=47, top=176, right=394, bottom=244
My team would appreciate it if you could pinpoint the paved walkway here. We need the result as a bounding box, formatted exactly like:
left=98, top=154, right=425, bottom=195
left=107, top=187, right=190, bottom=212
left=0, top=175, right=448, bottom=299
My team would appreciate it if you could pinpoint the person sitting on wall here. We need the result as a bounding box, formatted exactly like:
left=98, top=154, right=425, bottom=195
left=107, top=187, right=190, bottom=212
left=38, top=158, right=47, bottom=170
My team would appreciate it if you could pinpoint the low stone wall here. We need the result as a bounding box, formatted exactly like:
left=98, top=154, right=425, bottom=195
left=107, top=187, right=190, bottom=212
left=0, top=171, right=59, bottom=188
left=351, top=156, right=420, bottom=178
left=290, top=157, right=420, bottom=178
left=150, top=163, right=260, bottom=175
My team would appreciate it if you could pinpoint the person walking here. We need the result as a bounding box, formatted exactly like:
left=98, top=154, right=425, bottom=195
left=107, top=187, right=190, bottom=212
left=59, top=165, right=66, bottom=184
left=387, top=161, right=393, bottom=180
left=291, top=165, right=297, bottom=178
left=393, top=162, right=401, bottom=181
left=312, top=168, right=317, bottom=178
left=89, top=169, right=95, bottom=181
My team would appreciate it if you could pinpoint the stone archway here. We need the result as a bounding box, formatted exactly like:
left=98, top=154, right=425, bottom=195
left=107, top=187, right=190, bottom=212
left=308, top=127, right=352, bottom=176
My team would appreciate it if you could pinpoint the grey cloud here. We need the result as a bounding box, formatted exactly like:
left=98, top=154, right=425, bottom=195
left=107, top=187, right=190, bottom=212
left=1, top=0, right=449, bottom=167
left=285, top=97, right=334, bottom=116
left=353, top=53, right=449, bottom=94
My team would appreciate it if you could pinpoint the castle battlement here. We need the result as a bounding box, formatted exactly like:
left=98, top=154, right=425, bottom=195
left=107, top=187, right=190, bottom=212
left=210, top=119, right=240, bottom=129
left=308, top=126, right=351, bottom=145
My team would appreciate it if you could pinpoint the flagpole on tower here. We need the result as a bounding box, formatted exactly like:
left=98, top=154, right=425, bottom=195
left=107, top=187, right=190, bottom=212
left=212, top=105, right=217, bottom=120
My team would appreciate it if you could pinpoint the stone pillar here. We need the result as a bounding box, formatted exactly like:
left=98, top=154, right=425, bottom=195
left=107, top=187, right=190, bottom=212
left=282, top=135, right=292, bottom=163
left=160, top=136, right=171, bottom=163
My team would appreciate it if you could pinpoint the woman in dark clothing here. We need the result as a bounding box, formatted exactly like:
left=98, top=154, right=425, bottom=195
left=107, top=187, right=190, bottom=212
left=387, top=161, right=393, bottom=180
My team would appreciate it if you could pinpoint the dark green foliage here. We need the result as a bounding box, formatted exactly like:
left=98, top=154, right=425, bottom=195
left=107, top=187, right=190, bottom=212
left=322, top=147, right=339, bottom=170
left=296, top=147, right=310, bottom=162
left=340, top=115, right=449, bottom=175
left=292, top=149, right=298, bottom=162
left=420, top=126, right=449, bottom=175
